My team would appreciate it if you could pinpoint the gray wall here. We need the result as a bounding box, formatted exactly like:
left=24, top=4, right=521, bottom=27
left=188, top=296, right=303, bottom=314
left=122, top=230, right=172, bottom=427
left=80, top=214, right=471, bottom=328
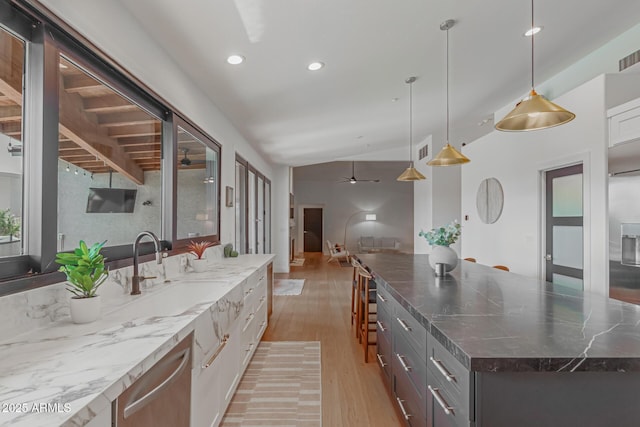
left=57, top=161, right=162, bottom=249
left=293, top=161, right=413, bottom=254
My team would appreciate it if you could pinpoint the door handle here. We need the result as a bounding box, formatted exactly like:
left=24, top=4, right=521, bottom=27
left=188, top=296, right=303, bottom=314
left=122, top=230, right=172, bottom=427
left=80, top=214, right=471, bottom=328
left=545, top=254, right=552, bottom=261
left=303, top=231, right=308, bottom=233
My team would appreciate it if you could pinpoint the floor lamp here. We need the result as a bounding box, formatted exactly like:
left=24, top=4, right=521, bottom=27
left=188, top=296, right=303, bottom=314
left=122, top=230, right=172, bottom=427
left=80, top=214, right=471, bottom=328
left=343, top=211, right=377, bottom=251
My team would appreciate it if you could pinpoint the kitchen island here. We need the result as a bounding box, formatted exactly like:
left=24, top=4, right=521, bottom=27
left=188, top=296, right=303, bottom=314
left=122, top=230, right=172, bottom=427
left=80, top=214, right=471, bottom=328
left=358, top=253, right=640, bottom=427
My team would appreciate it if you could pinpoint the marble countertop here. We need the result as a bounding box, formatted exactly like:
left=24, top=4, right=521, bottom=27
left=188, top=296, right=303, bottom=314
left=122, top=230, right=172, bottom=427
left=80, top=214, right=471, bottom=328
left=0, top=254, right=274, bottom=427
left=357, top=253, right=640, bottom=372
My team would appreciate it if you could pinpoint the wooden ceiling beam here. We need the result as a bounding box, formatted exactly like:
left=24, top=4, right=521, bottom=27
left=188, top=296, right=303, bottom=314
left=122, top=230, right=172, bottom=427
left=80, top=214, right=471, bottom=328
left=83, top=94, right=138, bottom=113
left=0, top=34, right=144, bottom=184
left=58, top=85, right=145, bottom=184
left=108, top=123, right=161, bottom=139
left=0, top=105, right=21, bottom=122
left=98, top=111, right=158, bottom=127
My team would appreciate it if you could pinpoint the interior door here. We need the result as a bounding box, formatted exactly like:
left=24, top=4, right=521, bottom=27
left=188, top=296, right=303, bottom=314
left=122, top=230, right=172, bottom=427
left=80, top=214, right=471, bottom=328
left=545, top=164, right=584, bottom=290
left=303, top=208, right=323, bottom=252
left=257, top=176, right=264, bottom=254
left=247, top=169, right=256, bottom=254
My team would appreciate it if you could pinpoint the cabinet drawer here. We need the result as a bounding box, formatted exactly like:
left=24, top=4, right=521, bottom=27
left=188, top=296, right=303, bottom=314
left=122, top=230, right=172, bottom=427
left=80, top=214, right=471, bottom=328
left=394, top=358, right=427, bottom=427
left=395, top=306, right=427, bottom=362
left=376, top=299, right=393, bottom=344
left=394, top=331, right=427, bottom=399
left=377, top=285, right=394, bottom=311
left=427, top=335, right=473, bottom=419
left=376, top=330, right=392, bottom=380
left=427, top=374, right=470, bottom=427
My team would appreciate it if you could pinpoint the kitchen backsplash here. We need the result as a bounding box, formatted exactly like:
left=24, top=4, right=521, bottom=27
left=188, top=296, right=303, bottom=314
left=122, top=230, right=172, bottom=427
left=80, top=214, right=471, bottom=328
left=0, top=245, right=224, bottom=341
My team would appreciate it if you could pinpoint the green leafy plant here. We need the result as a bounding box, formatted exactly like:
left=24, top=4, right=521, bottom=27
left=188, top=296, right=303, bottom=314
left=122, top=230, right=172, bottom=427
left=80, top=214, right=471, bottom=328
left=418, top=220, right=461, bottom=246
left=0, top=208, right=20, bottom=240
left=55, top=240, right=108, bottom=298
left=187, top=240, right=214, bottom=259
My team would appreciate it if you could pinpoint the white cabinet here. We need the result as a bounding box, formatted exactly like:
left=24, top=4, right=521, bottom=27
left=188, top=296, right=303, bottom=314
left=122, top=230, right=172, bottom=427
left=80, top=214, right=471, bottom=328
left=608, top=97, right=640, bottom=146
left=190, top=263, right=270, bottom=427
left=85, top=404, right=111, bottom=427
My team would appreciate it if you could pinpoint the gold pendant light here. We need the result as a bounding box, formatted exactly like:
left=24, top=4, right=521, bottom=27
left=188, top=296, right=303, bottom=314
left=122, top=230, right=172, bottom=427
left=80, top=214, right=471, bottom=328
left=495, top=0, right=575, bottom=131
left=397, top=76, right=426, bottom=181
left=428, top=19, right=470, bottom=167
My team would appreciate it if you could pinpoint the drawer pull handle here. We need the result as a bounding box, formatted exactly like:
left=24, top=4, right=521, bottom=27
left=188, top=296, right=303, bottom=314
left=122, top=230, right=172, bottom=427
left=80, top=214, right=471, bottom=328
left=395, top=397, right=412, bottom=420
left=430, top=356, right=455, bottom=382
left=395, top=353, right=412, bottom=372
left=428, top=385, right=454, bottom=415
left=396, top=317, right=412, bottom=332
left=203, top=334, right=229, bottom=368
left=376, top=353, right=387, bottom=368
left=124, top=347, right=191, bottom=419
left=377, top=293, right=387, bottom=303
left=376, top=320, right=387, bottom=332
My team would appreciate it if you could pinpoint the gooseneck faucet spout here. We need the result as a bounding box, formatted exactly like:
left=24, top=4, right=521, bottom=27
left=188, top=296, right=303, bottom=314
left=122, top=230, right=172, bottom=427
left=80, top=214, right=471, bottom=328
left=131, top=231, right=162, bottom=295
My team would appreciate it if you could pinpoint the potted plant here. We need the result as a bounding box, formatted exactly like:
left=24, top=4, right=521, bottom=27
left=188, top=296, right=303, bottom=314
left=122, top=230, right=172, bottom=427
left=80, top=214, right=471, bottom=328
left=55, top=240, right=109, bottom=324
left=187, top=240, right=214, bottom=272
left=0, top=208, right=20, bottom=242
left=418, top=220, right=461, bottom=273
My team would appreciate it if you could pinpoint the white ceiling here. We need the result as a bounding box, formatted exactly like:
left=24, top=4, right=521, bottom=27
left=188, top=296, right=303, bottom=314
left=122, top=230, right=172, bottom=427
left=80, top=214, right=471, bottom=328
left=118, top=0, right=640, bottom=167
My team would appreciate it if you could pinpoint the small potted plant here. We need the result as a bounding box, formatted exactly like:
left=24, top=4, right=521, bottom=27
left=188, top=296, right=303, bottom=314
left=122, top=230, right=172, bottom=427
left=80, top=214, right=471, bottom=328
left=56, top=240, right=109, bottom=324
left=187, top=240, right=214, bottom=272
left=419, top=220, right=461, bottom=273
left=0, top=208, right=20, bottom=242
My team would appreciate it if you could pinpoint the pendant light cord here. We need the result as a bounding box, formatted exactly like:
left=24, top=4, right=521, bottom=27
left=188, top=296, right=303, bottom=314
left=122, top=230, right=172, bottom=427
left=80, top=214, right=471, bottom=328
left=446, top=25, right=450, bottom=144
left=405, top=76, right=416, bottom=165
left=531, top=0, right=535, bottom=90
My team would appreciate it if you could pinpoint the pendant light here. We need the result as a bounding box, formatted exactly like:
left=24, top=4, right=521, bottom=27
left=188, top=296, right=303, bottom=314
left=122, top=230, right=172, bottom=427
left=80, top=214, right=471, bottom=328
left=397, top=77, right=426, bottom=181
left=428, top=19, right=470, bottom=167
left=495, top=0, right=575, bottom=131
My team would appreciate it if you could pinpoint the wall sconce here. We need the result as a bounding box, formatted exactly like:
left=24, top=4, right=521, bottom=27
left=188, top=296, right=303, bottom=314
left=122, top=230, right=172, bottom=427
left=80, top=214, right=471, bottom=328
left=365, top=214, right=377, bottom=221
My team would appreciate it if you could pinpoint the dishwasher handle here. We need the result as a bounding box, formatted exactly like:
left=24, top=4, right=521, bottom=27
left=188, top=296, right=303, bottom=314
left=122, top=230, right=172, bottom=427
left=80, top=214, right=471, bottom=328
left=123, top=347, right=191, bottom=419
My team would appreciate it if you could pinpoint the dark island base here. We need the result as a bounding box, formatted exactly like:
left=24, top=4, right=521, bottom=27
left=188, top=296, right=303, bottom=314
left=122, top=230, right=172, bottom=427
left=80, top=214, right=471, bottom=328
left=476, top=371, right=640, bottom=427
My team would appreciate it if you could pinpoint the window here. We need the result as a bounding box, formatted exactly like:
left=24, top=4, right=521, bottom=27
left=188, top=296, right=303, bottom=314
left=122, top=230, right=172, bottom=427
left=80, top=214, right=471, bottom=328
left=56, top=55, right=163, bottom=251
left=175, top=120, right=220, bottom=243
left=0, top=27, right=24, bottom=259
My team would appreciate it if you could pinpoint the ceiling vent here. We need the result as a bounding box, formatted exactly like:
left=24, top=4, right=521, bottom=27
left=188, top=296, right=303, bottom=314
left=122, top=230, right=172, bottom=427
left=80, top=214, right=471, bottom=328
left=619, top=49, right=640, bottom=72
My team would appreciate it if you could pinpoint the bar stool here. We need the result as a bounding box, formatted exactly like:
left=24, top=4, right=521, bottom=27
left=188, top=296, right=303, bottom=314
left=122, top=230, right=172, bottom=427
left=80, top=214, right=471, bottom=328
left=349, top=257, right=362, bottom=330
left=493, top=265, right=509, bottom=271
left=464, top=257, right=477, bottom=262
left=357, top=266, right=377, bottom=362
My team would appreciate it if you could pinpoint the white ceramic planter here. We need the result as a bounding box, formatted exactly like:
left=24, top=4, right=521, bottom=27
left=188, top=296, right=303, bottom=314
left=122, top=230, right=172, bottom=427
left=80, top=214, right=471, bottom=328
left=428, top=245, right=459, bottom=272
left=69, top=295, right=101, bottom=324
left=191, top=258, right=207, bottom=273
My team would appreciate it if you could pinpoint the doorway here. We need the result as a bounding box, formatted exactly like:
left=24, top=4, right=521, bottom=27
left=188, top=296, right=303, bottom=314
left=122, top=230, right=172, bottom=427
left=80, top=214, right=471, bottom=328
left=303, top=208, right=323, bottom=252
left=545, top=164, right=584, bottom=290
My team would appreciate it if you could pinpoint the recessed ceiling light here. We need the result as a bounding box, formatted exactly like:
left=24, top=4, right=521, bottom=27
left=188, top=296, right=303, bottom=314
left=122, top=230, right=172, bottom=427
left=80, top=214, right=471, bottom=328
left=391, top=97, right=399, bottom=102
left=307, top=62, right=324, bottom=71
left=227, top=55, right=245, bottom=65
left=524, top=26, right=542, bottom=37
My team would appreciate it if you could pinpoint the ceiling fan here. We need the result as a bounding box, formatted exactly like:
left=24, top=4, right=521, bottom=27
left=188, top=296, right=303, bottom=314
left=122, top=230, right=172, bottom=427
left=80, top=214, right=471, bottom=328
left=180, top=148, right=206, bottom=167
left=339, top=161, right=380, bottom=184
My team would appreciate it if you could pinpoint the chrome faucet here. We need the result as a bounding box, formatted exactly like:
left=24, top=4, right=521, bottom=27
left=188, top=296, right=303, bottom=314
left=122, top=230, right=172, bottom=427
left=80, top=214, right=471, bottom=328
left=131, top=231, right=162, bottom=295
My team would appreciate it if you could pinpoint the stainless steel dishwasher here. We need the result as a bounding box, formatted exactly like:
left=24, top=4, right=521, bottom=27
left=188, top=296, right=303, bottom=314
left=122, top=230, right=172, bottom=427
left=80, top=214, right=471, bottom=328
left=114, top=332, right=192, bottom=427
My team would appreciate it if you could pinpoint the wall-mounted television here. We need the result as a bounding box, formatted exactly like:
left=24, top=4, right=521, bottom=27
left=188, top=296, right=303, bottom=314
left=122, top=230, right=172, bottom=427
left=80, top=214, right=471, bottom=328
left=86, top=188, right=137, bottom=213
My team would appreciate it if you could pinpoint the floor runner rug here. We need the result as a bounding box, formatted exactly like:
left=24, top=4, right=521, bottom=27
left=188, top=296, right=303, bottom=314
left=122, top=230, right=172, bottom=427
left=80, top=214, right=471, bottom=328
left=220, top=341, right=322, bottom=426
left=274, top=279, right=306, bottom=295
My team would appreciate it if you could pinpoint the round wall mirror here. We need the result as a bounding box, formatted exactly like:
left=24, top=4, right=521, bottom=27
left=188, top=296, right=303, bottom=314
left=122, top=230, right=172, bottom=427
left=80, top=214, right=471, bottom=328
left=476, top=178, right=504, bottom=224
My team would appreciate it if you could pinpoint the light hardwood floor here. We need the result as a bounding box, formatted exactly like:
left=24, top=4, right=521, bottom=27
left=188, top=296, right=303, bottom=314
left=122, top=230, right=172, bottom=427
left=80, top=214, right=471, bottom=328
left=262, top=252, right=402, bottom=426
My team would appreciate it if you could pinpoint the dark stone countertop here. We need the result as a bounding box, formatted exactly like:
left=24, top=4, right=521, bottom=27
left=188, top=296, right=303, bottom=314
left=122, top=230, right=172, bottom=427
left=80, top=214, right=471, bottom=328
left=357, top=253, right=640, bottom=373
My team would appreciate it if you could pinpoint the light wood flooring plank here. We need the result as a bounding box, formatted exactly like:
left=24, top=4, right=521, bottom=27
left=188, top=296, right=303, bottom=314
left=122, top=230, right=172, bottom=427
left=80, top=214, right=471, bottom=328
left=262, top=253, right=402, bottom=426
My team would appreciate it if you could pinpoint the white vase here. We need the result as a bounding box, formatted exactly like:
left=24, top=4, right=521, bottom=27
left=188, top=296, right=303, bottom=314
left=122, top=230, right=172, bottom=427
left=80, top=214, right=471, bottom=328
left=192, top=258, right=207, bottom=273
left=428, top=245, right=458, bottom=272
left=69, top=295, right=101, bottom=324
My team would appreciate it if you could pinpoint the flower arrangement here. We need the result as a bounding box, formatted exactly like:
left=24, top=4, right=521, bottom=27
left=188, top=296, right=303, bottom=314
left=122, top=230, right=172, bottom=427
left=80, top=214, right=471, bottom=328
left=55, top=240, right=108, bottom=298
left=418, top=220, right=461, bottom=247
left=187, top=240, right=214, bottom=259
